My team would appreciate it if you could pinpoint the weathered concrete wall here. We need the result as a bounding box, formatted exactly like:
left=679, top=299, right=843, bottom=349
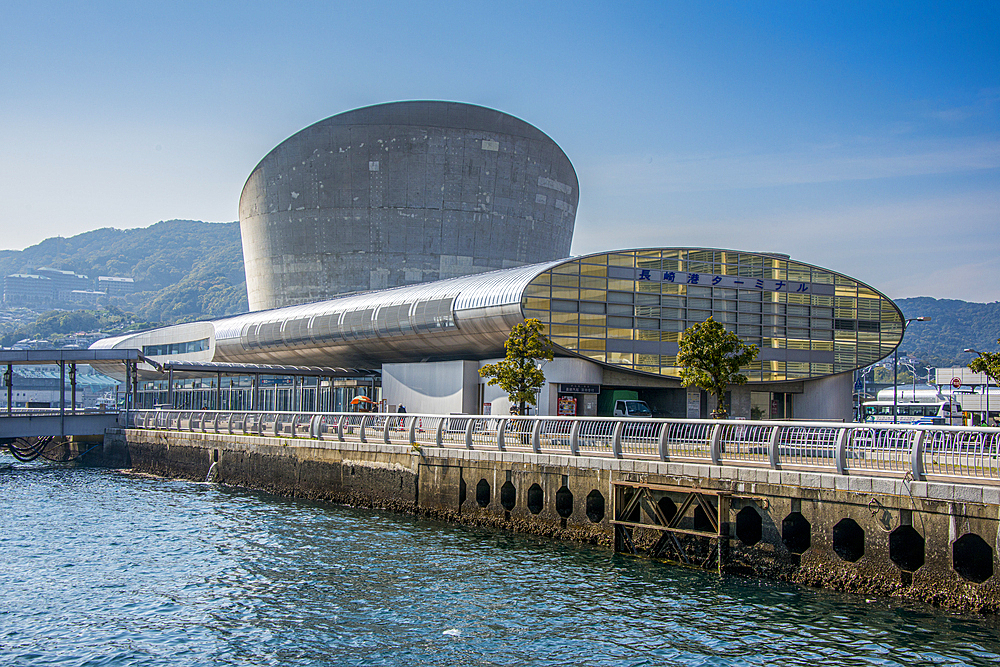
left=794, top=371, right=854, bottom=422
left=239, top=101, right=578, bottom=311
left=104, top=429, right=1000, bottom=613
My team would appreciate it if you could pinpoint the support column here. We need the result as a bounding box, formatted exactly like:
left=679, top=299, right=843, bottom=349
left=5, top=363, right=12, bottom=416
left=69, top=362, right=77, bottom=415
left=123, top=361, right=131, bottom=413
left=168, top=368, right=174, bottom=407
left=59, top=361, right=66, bottom=417
left=131, top=361, right=138, bottom=410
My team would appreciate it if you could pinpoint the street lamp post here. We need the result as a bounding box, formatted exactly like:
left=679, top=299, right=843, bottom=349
left=894, top=316, right=931, bottom=424
left=964, top=348, right=992, bottom=426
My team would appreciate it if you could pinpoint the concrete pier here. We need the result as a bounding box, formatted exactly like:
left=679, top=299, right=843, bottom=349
left=101, top=427, right=1000, bottom=613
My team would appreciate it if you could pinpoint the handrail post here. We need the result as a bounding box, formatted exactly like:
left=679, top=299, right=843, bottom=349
left=497, top=418, right=507, bottom=451
left=384, top=416, right=392, bottom=444
left=570, top=419, right=581, bottom=456
left=311, top=414, right=321, bottom=439
left=359, top=415, right=368, bottom=443
left=272, top=414, right=280, bottom=437
left=768, top=425, right=781, bottom=469
left=611, top=420, right=623, bottom=459
left=911, top=429, right=926, bottom=481
left=657, top=422, right=670, bottom=462
left=835, top=427, right=849, bottom=475
left=710, top=423, right=723, bottom=465
left=407, top=416, right=416, bottom=446
left=436, top=418, right=445, bottom=447
left=336, top=415, right=345, bottom=442
left=531, top=419, right=542, bottom=453
left=465, top=418, right=474, bottom=449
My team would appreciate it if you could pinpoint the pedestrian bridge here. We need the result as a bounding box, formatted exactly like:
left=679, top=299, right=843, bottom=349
left=0, top=348, right=139, bottom=446
left=0, top=409, right=122, bottom=439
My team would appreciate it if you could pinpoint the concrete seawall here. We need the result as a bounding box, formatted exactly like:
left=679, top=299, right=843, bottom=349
left=103, top=428, right=1000, bottom=613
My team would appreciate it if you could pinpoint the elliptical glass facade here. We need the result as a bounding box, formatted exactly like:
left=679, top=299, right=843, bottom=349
left=521, top=249, right=903, bottom=382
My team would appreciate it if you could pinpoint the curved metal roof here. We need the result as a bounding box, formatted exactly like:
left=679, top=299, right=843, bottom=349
left=212, top=260, right=561, bottom=342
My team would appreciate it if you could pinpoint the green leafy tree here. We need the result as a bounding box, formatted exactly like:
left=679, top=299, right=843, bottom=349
left=479, top=318, right=554, bottom=415
left=677, top=317, right=759, bottom=419
left=968, top=339, right=1000, bottom=385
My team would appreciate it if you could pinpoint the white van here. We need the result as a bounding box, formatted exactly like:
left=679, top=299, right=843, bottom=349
left=614, top=400, right=652, bottom=418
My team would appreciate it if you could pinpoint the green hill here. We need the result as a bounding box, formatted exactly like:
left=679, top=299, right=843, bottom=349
left=0, top=220, right=247, bottom=324
left=894, top=297, right=1000, bottom=368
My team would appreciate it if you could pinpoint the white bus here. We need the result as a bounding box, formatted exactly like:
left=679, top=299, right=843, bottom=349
left=861, top=397, right=964, bottom=425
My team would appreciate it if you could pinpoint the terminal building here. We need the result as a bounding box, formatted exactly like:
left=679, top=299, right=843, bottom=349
left=92, top=101, right=904, bottom=422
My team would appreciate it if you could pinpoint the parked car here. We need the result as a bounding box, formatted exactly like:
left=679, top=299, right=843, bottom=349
left=614, top=400, right=653, bottom=418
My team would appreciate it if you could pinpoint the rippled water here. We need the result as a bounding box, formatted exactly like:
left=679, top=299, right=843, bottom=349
left=2, top=461, right=999, bottom=666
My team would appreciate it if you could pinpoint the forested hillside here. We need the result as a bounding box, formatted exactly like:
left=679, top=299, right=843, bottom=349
left=0, top=220, right=247, bottom=323
left=895, top=298, right=1000, bottom=368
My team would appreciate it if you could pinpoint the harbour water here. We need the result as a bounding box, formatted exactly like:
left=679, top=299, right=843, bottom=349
left=2, top=460, right=999, bottom=666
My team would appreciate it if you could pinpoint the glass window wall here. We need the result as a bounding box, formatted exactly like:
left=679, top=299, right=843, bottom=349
left=521, top=249, right=903, bottom=382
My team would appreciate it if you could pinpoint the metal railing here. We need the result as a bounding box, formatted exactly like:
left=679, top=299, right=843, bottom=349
left=125, top=410, right=1000, bottom=484
left=0, top=407, right=120, bottom=416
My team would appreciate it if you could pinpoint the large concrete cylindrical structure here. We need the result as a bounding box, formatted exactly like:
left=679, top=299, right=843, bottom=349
left=239, top=101, right=579, bottom=311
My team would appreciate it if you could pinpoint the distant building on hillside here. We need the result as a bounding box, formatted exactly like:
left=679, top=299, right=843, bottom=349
left=97, top=276, right=136, bottom=297
left=1, top=269, right=135, bottom=307
left=69, top=290, right=106, bottom=306
left=3, top=274, right=54, bottom=306
left=36, top=267, right=90, bottom=301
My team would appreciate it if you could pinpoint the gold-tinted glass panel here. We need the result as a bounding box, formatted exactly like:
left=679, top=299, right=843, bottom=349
left=523, top=252, right=902, bottom=381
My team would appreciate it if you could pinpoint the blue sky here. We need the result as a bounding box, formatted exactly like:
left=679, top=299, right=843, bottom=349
left=1, top=1, right=997, bottom=301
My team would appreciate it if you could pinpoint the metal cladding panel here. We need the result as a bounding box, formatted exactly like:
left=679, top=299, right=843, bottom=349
left=239, top=101, right=578, bottom=311
left=210, top=261, right=559, bottom=367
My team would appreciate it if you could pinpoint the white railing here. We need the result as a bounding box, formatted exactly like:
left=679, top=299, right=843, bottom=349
left=125, top=410, right=1000, bottom=484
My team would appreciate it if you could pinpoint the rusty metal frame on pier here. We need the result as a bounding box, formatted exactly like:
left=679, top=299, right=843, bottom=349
left=611, top=481, right=731, bottom=571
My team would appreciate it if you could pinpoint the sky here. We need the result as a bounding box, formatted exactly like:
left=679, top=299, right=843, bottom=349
left=1, top=1, right=997, bottom=302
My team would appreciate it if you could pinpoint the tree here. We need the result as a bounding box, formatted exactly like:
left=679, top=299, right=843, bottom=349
left=968, top=339, right=1000, bottom=385
left=677, top=317, right=759, bottom=419
left=479, top=319, right=554, bottom=416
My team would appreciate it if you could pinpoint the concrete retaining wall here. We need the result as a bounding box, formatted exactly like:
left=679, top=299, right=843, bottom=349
left=103, top=429, right=1000, bottom=613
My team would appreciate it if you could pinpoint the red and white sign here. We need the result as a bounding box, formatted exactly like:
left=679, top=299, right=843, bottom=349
left=951, top=377, right=962, bottom=389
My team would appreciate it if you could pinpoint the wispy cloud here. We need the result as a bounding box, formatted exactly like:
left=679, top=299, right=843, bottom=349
left=582, top=136, right=1000, bottom=194
left=922, top=87, right=1000, bottom=124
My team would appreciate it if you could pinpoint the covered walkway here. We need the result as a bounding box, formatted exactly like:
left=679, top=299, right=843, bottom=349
left=137, top=360, right=382, bottom=412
